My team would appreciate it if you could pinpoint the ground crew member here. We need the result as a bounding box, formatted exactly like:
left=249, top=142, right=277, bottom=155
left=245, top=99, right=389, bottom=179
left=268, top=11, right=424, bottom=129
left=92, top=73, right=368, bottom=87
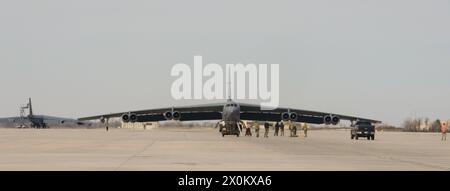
left=217, top=121, right=225, bottom=132
left=254, top=122, right=260, bottom=138
left=238, top=120, right=246, bottom=136
left=441, top=121, right=448, bottom=141
left=302, top=123, right=308, bottom=138
left=288, top=121, right=293, bottom=137
left=274, top=122, right=280, bottom=136
left=289, top=122, right=297, bottom=137
left=280, top=122, right=285, bottom=136
left=264, top=122, right=271, bottom=138
left=293, top=124, right=297, bottom=137
left=245, top=122, right=252, bottom=136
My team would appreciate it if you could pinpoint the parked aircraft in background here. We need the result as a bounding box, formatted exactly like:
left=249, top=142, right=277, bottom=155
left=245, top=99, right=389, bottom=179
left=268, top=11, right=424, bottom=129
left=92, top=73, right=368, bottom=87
left=0, top=98, right=90, bottom=128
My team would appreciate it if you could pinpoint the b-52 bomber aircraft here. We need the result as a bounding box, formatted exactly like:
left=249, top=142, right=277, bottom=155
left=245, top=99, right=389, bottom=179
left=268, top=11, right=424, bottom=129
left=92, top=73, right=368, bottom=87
left=79, top=98, right=381, bottom=137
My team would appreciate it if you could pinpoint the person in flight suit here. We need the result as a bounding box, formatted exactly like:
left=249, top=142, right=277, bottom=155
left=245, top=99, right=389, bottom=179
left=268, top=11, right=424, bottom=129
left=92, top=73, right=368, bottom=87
left=302, top=123, right=309, bottom=138
left=293, top=124, right=297, bottom=137
left=289, top=122, right=298, bottom=137
left=280, top=122, right=285, bottom=136
left=264, top=122, right=271, bottom=138
left=254, top=122, right=260, bottom=138
left=288, top=122, right=295, bottom=137
left=245, top=122, right=252, bottom=136
left=274, top=122, right=280, bottom=136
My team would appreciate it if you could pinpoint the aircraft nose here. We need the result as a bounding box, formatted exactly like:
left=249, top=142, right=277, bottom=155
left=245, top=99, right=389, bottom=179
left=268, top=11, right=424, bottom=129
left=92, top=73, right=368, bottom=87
left=230, top=108, right=240, bottom=120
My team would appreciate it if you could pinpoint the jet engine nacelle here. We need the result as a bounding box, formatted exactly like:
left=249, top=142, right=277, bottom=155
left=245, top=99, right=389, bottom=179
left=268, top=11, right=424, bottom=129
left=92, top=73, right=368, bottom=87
left=281, top=112, right=298, bottom=121
left=129, top=113, right=137, bottom=123
left=290, top=112, right=298, bottom=121
left=121, top=114, right=130, bottom=123
left=324, top=115, right=332, bottom=125
left=281, top=113, right=290, bottom=121
left=323, top=115, right=340, bottom=125
left=331, top=115, right=340, bottom=125
left=100, top=116, right=106, bottom=123
left=164, top=111, right=181, bottom=120
left=164, top=111, right=173, bottom=120
left=172, top=111, right=181, bottom=120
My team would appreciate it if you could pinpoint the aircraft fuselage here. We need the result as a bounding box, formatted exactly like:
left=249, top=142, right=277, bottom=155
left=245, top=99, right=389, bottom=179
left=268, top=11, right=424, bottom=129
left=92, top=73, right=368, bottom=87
left=219, top=100, right=242, bottom=136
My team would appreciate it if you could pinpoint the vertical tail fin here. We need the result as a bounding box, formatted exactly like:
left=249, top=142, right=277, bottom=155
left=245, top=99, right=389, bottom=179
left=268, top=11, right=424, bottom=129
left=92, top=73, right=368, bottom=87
left=227, top=68, right=232, bottom=101
left=28, top=98, right=33, bottom=116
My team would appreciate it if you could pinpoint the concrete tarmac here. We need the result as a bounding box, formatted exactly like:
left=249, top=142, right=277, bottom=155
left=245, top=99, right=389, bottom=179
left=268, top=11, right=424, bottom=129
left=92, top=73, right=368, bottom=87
left=0, top=127, right=449, bottom=171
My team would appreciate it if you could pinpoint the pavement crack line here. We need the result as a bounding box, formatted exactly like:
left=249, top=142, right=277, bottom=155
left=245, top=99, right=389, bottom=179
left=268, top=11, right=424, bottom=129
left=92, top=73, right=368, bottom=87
left=114, top=141, right=155, bottom=171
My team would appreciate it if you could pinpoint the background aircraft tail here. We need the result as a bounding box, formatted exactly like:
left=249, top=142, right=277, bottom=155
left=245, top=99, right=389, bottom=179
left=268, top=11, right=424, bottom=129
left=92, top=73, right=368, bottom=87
left=28, top=98, right=33, bottom=116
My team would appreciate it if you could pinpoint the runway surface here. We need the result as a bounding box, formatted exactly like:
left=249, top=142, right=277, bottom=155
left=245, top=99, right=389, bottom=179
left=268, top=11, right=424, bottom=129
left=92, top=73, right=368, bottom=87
left=0, top=127, right=449, bottom=171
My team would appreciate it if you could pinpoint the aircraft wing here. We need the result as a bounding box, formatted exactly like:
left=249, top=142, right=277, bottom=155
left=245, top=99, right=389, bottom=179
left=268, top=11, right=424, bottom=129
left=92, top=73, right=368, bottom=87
left=79, top=102, right=381, bottom=124
left=238, top=103, right=381, bottom=124
left=78, top=103, right=225, bottom=121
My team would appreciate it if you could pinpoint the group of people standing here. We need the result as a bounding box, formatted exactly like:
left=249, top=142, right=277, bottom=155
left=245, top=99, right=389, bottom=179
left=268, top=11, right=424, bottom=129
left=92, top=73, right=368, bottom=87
left=245, top=121, right=308, bottom=138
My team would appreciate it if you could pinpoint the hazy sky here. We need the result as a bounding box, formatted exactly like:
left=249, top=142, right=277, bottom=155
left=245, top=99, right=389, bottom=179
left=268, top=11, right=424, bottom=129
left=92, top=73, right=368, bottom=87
left=0, top=0, right=449, bottom=126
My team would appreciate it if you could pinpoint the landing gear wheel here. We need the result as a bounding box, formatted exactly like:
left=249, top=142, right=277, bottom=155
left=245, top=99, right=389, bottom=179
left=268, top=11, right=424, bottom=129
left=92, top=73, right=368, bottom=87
left=367, top=136, right=370, bottom=140
left=355, top=136, right=359, bottom=140
left=351, top=135, right=354, bottom=140
left=371, top=135, right=375, bottom=140
left=236, top=134, right=239, bottom=137
left=222, top=134, right=225, bottom=137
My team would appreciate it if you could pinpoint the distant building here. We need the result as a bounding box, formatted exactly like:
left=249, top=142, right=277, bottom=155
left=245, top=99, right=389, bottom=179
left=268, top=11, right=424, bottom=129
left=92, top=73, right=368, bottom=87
left=121, top=122, right=158, bottom=129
